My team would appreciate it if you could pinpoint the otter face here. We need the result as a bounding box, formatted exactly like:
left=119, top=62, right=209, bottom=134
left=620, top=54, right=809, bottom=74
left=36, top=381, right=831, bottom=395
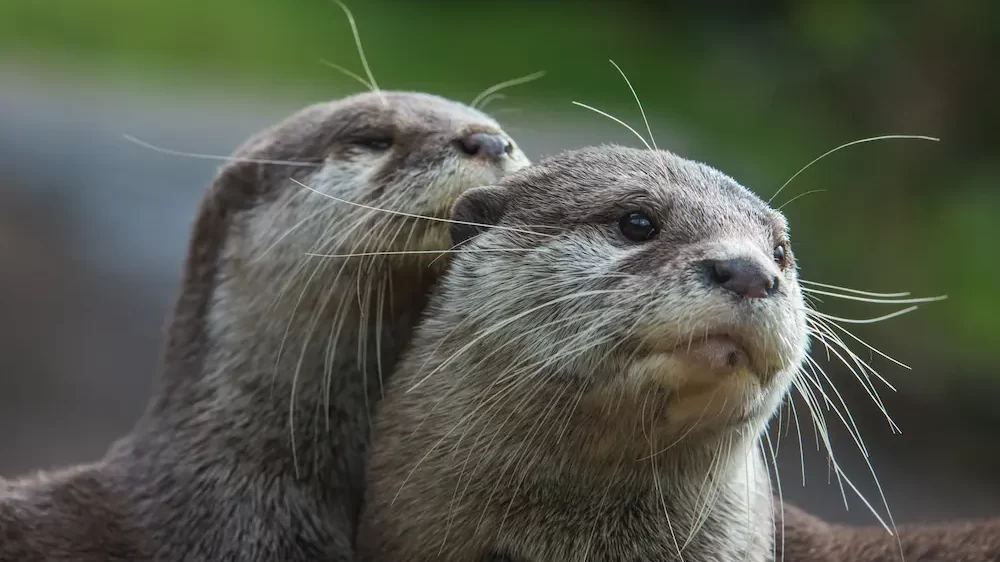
left=227, top=91, right=530, bottom=273
left=444, top=145, right=807, bottom=437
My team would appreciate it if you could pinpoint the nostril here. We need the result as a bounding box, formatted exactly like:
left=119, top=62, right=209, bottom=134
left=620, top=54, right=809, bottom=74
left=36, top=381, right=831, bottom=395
left=459, top=133, right=511, bottom=158
left=711, top=260, right=733, bottom=285
left=766, top=275, right=780, bottom=295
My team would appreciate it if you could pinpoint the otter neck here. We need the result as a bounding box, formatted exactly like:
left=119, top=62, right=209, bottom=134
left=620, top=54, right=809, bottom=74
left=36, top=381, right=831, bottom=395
left=138, top=253, right=436, bottom=475
left=405, top=364, right=773, bottom=560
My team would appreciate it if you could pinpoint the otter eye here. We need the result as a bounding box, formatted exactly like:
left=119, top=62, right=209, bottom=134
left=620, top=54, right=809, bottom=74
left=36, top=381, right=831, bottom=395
left=353, top=135, right=393, bottom=151
left=618, top=211, right=658, bottom=242
left=773, top=243, right=787, bottom=266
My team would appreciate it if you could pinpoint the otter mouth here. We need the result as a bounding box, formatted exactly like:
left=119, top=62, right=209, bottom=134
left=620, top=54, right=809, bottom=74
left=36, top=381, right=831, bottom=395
left=664, top=332, right=754, bottom=373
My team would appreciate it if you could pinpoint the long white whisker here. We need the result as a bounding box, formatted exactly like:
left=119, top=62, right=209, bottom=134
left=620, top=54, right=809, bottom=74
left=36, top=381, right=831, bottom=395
left=406, top=289, right=634, bottom=394
left=123, top=134, right=321, bottom=167
left=808, top=315, right=899, bottom=392
left=290, top=178, right=558, bottom=238
left=304, top=248, right=545, bottom=259
left=768, top=135, right=939, bottom=204
left=470, top=70, right=546, bottom=109
left=332, top=0, right=385, bottom=106
left=319, top=59, right=374, bottom=91
left=810, top=306, right=919, bottom=325
left=802, top=287, right=947, bottom=305
left=608, top=59, right=656, bottom=151
left=813, top=313, right=913, bottom=372
left=799, top=279, right=912, bottom=298
left=570, top=101, right=653, bottom=151
left=776, top=189, right=827, bottom=211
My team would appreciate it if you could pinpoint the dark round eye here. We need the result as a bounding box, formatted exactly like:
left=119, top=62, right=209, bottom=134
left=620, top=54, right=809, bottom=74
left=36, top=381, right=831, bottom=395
left=355, top=136, right=393, bottom=151
left=618, top=211, right=658, bottom=242
left=773, top=243, right=787, bottom=266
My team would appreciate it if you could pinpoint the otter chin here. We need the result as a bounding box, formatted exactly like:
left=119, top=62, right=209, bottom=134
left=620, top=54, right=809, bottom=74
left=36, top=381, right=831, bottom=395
left=672, top=334, right=751, bottom=370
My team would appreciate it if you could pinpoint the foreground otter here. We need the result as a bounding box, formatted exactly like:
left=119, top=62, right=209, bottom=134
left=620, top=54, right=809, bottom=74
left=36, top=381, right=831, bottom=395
left=0, top=91, right=529, bottom=561
left=359, top=145, right=806, bottom=561
left=358, top=143, right=999, bottom=562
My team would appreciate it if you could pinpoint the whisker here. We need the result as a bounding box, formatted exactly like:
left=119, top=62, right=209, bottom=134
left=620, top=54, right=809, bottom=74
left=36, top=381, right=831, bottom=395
left=763, top=431, right=785, bottom=562
left=813, top=313, right=913, bottom=372
left=470, top=70, right=546, bottom=109
left=475, top=93, right=505, bottom=111
left=809, top=306, right=919, bottom=325
left=802, top=287, right=947, bottom=305
left=776, top=189, right=826, bottom=211
left=799, top=279, right=913, bottom=298
left=406, top=289, right=634, bottom=393
left=767, top=134, right=939, bottom=205
left=808, top=315, right=899, bottom=392
left=794, top=372, right=900, bottom=538
left=570, top=101, right=653, bottom=151
left=122, top=134, right=322, bottom=167
left=331, top=0, right=385, bottom=106
left=608, top=59, right=657, bottom=151
left=304, top=248, right=545, bottom=259
left=290, top=178, right=559, bottom=238
left=319, top=59, right=374, bottom=91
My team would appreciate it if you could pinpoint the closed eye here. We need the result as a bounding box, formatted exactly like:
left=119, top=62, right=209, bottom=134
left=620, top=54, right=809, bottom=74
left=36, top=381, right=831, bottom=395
left=350, top=132, right=394, bottom=151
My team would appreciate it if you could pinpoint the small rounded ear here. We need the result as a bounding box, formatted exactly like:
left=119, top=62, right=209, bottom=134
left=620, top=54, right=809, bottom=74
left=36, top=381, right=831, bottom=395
left=450, top=185, right=510, bottom=247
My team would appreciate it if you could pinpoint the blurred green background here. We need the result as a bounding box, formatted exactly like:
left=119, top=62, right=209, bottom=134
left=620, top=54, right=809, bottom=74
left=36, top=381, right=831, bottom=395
left=0, top=0, right=997, bottom=524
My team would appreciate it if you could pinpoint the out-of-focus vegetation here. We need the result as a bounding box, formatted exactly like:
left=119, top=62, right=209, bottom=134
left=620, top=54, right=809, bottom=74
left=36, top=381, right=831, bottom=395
left=1, top=0, right=997, bottom=390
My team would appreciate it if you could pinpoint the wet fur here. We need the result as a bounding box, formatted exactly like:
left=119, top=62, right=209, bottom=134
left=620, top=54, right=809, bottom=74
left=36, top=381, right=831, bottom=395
left=359, top=145, right=809, bottom=562
left=0, top=91, right=528, bottom=561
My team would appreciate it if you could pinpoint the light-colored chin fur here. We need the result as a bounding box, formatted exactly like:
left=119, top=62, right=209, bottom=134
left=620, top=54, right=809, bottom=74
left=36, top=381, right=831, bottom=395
left=625, top=351, right=794, bottom=435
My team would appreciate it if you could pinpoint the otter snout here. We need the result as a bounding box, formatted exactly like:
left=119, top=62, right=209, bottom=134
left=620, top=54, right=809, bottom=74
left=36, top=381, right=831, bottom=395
left=458, top=132, right=513, bottom=159
left=705, top=257, right=780, bottom=299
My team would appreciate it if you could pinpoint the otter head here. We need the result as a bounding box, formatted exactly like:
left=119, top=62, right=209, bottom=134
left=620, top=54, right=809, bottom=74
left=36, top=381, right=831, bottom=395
left=360, top=145, right=810, bottom=562
left=163, top=91, right=528, bottom=399
left=224, top=91, right=530, bottom=276
left=442, top=144, right=807, bottom=445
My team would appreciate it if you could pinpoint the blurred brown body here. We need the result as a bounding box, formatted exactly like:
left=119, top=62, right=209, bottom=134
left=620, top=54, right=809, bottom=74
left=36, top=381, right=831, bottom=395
left=780, top=502, right=1000, bottom=562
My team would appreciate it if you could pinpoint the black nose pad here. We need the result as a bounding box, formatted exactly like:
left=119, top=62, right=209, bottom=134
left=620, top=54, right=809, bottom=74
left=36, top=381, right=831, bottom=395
left=708, top=258, right=779, bottom=299
left=458, top=133, right=512, bottom=158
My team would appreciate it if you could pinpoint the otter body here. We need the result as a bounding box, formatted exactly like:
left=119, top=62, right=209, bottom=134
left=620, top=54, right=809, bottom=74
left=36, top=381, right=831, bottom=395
left=779, top=502, right=1000, bottom=562
left=359, top=145, right=808, bottom=562
left=0, top=91, right=528, bottom=561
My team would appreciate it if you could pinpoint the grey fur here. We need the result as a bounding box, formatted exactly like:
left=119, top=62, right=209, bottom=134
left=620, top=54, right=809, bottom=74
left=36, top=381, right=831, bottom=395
left=0, top=91, right=529, bottom=561
left=358, top=145, right=809, bottom=562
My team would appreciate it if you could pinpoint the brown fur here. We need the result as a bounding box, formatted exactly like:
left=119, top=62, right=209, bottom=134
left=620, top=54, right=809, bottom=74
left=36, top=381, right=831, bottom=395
left=779, top=501, right=1000, bottom=562
left=0, top=91, right=528, bottom=561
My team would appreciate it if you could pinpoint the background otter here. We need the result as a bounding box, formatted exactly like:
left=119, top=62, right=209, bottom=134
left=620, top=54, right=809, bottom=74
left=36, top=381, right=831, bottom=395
left=359, top=145, right=809, bottom=561
left=0, top=91, right=529, bottom=561
left=779, top=502, right=1000, bottom=562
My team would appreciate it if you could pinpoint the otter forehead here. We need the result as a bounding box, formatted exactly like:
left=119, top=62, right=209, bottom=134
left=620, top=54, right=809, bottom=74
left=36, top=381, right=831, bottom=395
left=498, top=145, right=786, bottom=244
left=248, top=91, right=503, bottom=161
left=320, top=91, right=504, bottom=144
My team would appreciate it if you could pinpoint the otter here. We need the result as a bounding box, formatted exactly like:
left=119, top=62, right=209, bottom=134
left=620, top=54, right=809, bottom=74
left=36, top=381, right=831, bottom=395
left=356, top=142, right=999, bottom=562
left=779, top=502, right=1000, bottom=562
left=358, top=145, right=805, bottom=562
left=0, top=91, right=529, bottom=561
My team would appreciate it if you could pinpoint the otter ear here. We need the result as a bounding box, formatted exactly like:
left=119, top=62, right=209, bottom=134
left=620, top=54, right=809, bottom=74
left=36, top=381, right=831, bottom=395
left=450, top=185, right=510, bottom=247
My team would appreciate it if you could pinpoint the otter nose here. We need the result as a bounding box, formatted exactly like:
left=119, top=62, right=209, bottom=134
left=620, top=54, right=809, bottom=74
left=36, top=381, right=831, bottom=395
left=458, top=133, right=512, bottom=158
left=708, top=258, right=779, bottom=299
